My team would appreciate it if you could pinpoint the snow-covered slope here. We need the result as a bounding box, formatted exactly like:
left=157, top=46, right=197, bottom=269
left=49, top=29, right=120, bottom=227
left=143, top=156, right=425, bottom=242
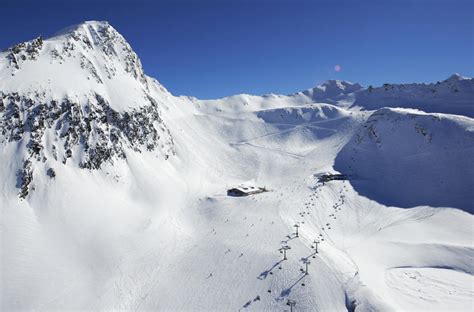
left=353, top=74, right=474, bottom=117
left=202, top=74, right=474, bottom=117
left=335, top=108, right=474, bottom=211
left=1, top=21, right=473, bottom=312
left=293, top=80, right=363, bottom=104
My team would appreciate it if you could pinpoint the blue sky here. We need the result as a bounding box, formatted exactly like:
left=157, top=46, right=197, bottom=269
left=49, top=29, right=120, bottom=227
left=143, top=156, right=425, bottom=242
left=2, top=0, right=473, bottom=98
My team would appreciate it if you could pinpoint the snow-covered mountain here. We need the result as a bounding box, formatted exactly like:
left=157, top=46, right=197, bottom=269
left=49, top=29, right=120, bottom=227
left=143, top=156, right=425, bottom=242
left=293, top=80, right=363, bottom=103
left=0, top=21, right=174, bottom=198
left=1, top=21, right=473, bottom=311
left=198, top=74, right=474, bottom=117
left=353, top=74, right=474, bottom=117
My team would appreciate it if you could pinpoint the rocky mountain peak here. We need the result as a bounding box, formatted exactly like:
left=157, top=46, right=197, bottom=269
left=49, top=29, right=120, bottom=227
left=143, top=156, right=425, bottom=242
left=296, top=79, right=363, bottom=102
left=444, top=73, right=469, bottom=82
left=0, top=21, right=175, bottom=199
left=1, top=20, right=147, bottom=88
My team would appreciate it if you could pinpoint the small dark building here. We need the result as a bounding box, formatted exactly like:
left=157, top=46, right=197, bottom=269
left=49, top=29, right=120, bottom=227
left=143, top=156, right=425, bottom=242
left=227, top=185, right=266, bottom=197
left=319, top=173, right=349, bottom=183
left=227, top=188, right=248, bottom=197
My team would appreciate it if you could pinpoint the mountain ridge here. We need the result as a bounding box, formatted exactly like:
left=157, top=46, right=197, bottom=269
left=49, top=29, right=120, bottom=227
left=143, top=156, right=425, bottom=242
left=2, top=21, right=471, bottom=107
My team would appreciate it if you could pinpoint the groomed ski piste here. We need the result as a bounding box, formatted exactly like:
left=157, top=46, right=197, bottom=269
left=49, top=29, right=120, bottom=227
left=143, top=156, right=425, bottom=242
left=1, top=21, right=473, bottom=311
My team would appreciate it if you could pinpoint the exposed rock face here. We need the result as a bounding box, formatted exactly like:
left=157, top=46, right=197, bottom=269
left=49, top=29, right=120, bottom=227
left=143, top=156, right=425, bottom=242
left=17, top=160, right=33, bottom=199
left=46, top=167, right=56, bottom=179
left=0, top=91, right=174, bottom=198
left=0, top=21, right=175, bottom=199
left=5, top=36, right=44, bottom=70
left=4, top=21, right=147, bottom=86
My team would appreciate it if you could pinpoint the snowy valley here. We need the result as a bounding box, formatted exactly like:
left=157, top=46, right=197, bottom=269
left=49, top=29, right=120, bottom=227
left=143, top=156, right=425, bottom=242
left=1, top=21, right=473, bottom=311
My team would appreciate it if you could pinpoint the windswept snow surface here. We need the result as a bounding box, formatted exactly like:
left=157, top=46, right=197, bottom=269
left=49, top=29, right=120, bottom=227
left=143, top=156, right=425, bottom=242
left=1, top=21, right=473, bottom=311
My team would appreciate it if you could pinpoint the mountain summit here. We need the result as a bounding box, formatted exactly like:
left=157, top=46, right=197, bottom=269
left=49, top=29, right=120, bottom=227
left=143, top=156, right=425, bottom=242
left=1, top=20, right=154, bottom=108
left=0, top=21, right=174, bottom=198
left=296, top=80, right=363, bottom=102
left=445, top=73, right=470, bottom=82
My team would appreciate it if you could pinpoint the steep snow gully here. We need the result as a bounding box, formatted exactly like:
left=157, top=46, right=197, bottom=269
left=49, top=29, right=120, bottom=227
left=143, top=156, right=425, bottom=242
left=1, top=21, right=473, bottom=311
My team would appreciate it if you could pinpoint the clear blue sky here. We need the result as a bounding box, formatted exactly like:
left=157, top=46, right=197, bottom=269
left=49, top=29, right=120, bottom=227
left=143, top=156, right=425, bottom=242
left=2, top=0, right=473, bottom=99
